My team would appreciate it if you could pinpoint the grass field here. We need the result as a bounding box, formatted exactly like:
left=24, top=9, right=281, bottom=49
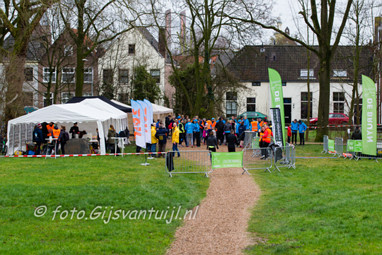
left=246, top=145, right=382, bottom=254
left=0, top=155, right=209, bottom=254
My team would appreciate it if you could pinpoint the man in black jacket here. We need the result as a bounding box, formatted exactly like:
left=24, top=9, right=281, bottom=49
left=226, top=130, right=237, bottom=152
left=216, top=117, right=225, bottom=145
left=351, top=127, right=362, bottom=140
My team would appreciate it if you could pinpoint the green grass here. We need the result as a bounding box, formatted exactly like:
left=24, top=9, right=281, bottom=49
left=0, top=156, right=209, bottom=254
left=246, top=145, right=382, bottom=254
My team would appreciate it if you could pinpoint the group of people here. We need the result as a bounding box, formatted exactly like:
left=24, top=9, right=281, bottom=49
left=32, top=122, right=76, bottom=155
left=288, top=119, right=308, bottom=145
left=146, top=114, right=275, bottom=157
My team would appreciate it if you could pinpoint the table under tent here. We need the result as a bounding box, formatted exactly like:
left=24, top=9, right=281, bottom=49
left=6, top=100, right=128, bottom=155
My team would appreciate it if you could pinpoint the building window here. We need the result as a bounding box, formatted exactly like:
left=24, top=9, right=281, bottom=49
left=300, top=69, right=314, bottom=78
left=43, top=92, right=54, bottom=107
left=61, top=92, right=74, bottom=104
left=252, top=81, right=261, bottom=86
left=333, top=92, right=345, bottom=113
left=83, top=92, right=92, bottom=97
left=119, top=69, right=129, bottom=84
left=62, top=67, right=75, bottom=83
left=226, top=92, right=237, bottom=117
left=333, top=70, right=347, bottom=77
left=301, top=92, right=313, bottom=119
left=128, top=44, right=135, bottom=55
left=24, top=68, right=33, bottom=82
left=103, top=69, right=113, bottom=84
left=84, top=68, right=93, bottom=83
left=150, top=69, right=160, bottom=84
left=64, top=45, right=73, bottom=56
left=282, top=82, right=287, bottom=86
left=247, top=97, right=256, bottom=112
left=43, top=67, right=56, bottom=83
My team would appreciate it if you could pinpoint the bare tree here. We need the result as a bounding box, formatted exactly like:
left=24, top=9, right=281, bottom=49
left=0, top=0, right=56, bottom=123
left=59, top=0, right=140, bottom=97
left=149, top=0, right=271, bottom=117
left=226, top=0, right=354, bottom=141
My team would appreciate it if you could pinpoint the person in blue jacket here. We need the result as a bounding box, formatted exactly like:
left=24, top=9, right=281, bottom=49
left=185, top=119, right=194, bottom=147
left=291, top=119, right=299, bottom=145
left=193, top=119, right=201, bottom=147
left=298, top=120, right=307, bottom=145
left=243, top=116, right=250, bottom=130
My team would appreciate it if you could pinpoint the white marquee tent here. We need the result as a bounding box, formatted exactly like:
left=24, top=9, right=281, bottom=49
left=7, top=99, right=128, bottom=155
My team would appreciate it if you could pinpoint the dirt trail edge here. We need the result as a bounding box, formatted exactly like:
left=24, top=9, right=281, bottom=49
left=167, top=166, right=261, bottom=255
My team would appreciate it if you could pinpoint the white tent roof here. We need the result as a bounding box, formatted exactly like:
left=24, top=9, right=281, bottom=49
left=111, top=99, right=173, bottom=114
left=8, top=103, right=114, bottom=125
left=76, top=98, right=126, bottom=119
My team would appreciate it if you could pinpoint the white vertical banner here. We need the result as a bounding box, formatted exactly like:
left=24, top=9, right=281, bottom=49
left=144, top=99, right=154, bottom=128
left=138, top=100, right=150, bottom=145
left=131, top=100, right=146, bottom=148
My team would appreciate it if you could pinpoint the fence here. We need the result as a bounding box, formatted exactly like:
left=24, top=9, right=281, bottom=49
left=334, top=137, right=344, bottom=157
left=273, top=145, right=296, bottom=171
left=244, top=131, right=258, bottom=148
left=243, top=145, right=296, bottom=174
left=165, top=150, right=211, bottom=177
left=322, top=135, right=329, bottom=153
left=344, top=139, right=382, bottom=162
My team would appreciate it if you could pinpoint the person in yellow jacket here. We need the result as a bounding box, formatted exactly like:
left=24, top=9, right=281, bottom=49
left=151, top=124, right=158, bottom=155
left=172, top=123, right=180, bottom=157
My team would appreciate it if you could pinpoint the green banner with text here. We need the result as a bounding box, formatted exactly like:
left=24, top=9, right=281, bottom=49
left=328, top=139, right=335, bottom=151
left=362, top=75, right=377, bottom=156
left=268, top=68, right=285, bottom=146
left=211, top=151, right=243, bottom=169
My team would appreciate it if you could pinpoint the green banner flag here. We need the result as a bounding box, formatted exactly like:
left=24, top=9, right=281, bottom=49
left=268, top=68, right=285, bottom=146
left=211, top=151, right=243, bottom=169
left=362, top=75, right=377, bottom=156
left=328, top=139, right=335, bottom=151
left=347, top=139, right=354, bottom=152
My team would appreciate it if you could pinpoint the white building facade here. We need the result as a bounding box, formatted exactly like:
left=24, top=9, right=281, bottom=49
left=98, top=27, right=174, bottom=106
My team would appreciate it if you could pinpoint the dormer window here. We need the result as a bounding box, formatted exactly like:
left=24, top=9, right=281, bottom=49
left=333, top=70, right=347, bottom=77
left=300, top=69, right=314, bottom=78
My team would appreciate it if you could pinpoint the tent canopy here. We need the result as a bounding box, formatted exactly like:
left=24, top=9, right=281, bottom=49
left=111, top=99, right=173, bottom=115
left=7, top=101, right=128, bottom=155
left=67, top=96, right=132, bottom=112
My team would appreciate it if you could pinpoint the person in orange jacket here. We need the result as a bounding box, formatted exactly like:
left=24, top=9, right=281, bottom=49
left=251, top=119, right=258, bottom=133
left=260, top=124, right=272, bottom=159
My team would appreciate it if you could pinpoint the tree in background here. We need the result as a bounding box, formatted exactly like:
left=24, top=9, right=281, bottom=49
left=59, top=0, right=139, bottom=97
left=0, top=0, right=56, bottom=123
left=227, top=0, right=354, bottom=141
left=131, top=65, right=161, bottom=102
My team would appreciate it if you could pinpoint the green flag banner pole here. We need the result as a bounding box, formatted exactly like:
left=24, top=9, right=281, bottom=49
left=361, top=75, right=377, bottom=156
left=211, top=151, right=243, bottom=169
left=268, top=68, right=285, bottom=146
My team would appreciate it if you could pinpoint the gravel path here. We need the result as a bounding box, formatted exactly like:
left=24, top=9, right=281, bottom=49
left=167, top=145, right=261, bottom=255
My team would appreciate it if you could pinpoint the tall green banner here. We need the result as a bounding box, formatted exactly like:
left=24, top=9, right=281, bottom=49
left=211, top=151, right=243, bottom=169
left=362, top=75, right=377, bottom=156
left=268, top=68, right=285, bottom=146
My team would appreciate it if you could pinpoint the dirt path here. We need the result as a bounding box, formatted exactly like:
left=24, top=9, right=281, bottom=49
left=166, top=144, right=261, bottom=255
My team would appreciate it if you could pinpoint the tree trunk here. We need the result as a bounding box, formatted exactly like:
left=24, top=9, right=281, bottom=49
left=3, top=54, right=26, bottom=123
left=75, top=0, right=85, bottom=97
left=315, top=53, right=331, bottom=141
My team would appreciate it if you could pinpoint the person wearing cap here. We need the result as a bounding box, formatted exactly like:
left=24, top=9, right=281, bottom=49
left=52, top=125, right=61, bottom=153
left=193, top=119, right=201, bottom=147
left=70, top=122, right=80, bottom=139
left=291, top=119, right=298, bottom=145
left=226, top=130, right=237, bottom=152
left=33, top=124, right=43, bottom=155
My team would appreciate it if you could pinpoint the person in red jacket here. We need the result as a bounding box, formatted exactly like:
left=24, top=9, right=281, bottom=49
left=287, top=124, right=292, bottom=144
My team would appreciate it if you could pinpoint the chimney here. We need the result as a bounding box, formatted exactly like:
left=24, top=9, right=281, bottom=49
left=165, top=10, right=171, bottom=50
left=158, top=27, right=166, bottom=58
left=180, top=11, right=186, bottom=55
